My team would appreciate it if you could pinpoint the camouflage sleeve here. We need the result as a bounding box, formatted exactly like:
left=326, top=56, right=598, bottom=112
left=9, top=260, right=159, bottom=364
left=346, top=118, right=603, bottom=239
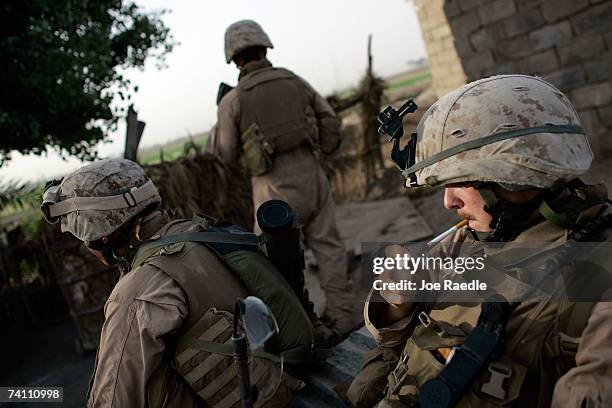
left=297, top=76, right=341, bottom=154
left=551, top=295, right=612, bottom=407
left=295, top=76, right=333, bottom=116
left=87, top=265, right=188, bottom=408
left=364, top=290, right=415, bottom=354
left=345, top=291, right=415, bottom=407
left=215, top=88, right=241, bottom=163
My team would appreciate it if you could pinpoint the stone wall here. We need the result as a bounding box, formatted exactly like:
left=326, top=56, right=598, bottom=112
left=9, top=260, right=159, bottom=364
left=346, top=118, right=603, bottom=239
left=415, top=0, right=612, bottom=156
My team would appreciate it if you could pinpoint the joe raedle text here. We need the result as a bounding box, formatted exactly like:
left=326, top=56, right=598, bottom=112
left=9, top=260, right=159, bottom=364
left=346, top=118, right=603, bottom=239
left=372, top=279, right=487, bottom=292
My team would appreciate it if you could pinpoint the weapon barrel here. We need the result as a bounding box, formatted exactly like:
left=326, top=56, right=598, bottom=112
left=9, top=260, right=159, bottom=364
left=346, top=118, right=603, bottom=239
left=256, top=200, right=315, bottom=317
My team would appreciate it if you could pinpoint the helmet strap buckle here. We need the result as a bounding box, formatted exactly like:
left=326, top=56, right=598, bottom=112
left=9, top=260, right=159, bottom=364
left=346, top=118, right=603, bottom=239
left=123, top=190, right=137, bottom=207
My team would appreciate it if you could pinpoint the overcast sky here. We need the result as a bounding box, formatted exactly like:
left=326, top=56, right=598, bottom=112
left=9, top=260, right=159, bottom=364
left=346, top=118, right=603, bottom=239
left=0, top=0, right=427, bottom=184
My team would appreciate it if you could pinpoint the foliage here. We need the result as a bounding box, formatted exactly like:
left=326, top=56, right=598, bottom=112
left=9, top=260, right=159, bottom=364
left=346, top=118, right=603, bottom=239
left=0, top=0, right=176, bottom=165
left=0, top=181, right=41, bottom=214
left=145, top=150, right=253, bottom=230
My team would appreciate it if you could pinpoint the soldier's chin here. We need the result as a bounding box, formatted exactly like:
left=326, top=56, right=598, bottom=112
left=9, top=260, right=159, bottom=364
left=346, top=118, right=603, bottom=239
left=467, top=219, right=491, bottom=233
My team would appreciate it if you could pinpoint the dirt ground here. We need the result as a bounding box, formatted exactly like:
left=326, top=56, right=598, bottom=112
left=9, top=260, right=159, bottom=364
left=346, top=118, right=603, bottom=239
left=0, top=318, right=95, bottom=407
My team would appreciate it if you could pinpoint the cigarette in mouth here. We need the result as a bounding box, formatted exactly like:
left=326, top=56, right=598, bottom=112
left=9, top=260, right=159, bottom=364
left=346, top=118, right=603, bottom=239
left=426, top=219, right=469, bottom=247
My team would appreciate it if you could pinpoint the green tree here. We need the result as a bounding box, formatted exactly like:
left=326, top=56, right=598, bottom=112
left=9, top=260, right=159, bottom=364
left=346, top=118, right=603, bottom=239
left=0, top=0, right=176, bottom=165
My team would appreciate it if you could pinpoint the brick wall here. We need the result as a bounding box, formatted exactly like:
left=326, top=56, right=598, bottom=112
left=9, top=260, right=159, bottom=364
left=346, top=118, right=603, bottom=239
left=415, top=0, right=468, bottom=97
left=415, top=0, right=612, bottom=156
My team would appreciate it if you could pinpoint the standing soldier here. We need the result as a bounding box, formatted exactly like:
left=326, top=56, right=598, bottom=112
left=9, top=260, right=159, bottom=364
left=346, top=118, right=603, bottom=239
left=213, top=19, right=355, bottom=338
left=348, top=75, right=612, bottom=407
left=41, top=159, right=311, bottom=407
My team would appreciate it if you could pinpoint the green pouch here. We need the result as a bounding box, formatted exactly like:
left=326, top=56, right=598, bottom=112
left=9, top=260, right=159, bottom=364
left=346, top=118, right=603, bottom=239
left=221, top=250, right=314, bottom=363
left=240, top=123, right=273, bottom=176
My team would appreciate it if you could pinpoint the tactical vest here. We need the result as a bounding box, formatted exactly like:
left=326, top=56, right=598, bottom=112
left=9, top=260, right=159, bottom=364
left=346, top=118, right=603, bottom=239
left=136, top=219, right=312, bottom=408
left=384, top=207, right=612, bottom=407
left=236, top=67, right=318, bottom=176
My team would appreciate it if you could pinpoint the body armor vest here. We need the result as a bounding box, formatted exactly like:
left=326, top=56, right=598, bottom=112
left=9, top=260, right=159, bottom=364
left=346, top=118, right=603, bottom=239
left=384, top=203, right=612, bottom=407
left=139, top=220, right=307, bottom=407
left=236, top=66, right=318, bottom=176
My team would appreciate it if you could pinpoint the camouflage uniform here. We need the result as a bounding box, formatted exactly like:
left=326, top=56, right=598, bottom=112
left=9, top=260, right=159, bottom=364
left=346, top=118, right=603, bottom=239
left=214, top=20, right=356, bottom=336
left=348, top=75, right=612, bottom=407
left=41, top=159, right=302, bottom=408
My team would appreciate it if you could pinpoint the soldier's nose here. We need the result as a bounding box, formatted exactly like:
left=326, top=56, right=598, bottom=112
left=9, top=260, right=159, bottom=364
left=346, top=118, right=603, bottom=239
left=444, top=187, right=464, bottom=211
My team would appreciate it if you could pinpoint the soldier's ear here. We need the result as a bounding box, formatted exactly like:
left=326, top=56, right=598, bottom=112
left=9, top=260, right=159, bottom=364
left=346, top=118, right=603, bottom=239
left=101, top=236, right=108, bottom=245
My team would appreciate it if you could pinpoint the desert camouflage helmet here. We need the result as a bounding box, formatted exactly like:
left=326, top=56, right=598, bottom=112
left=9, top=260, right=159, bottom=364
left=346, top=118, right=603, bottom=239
left=401, top=75, right=593, bottom=189
left=224, top=19, right=273, bottom=63
left=41, top=159, right=161, bottom=243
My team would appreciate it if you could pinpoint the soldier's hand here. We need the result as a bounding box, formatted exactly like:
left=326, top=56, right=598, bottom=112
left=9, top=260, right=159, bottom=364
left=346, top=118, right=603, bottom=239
left=378, top=244, right=429, bottom=306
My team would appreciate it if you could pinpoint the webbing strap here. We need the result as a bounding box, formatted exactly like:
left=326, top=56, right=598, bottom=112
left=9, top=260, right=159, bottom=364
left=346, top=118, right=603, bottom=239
left=544, top=302, right=596, bottom=359
left=564, top=302, right=596, bottom=338
left=176, top=335, right=306, bottom=365
left=539, top=200, right=575, bottom=229
left=403, top=124, right=585, bottom=176
left=131, top=231, right=260, bottom=268
left=49, top=180, right=158, bottom=217
left=178, top=336, right=234, bottom=357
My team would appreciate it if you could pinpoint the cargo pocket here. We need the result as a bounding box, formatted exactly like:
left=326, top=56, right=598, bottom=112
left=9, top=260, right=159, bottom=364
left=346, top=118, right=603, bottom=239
left=240, top=123, right=273, bottom=176
left=387, top=313, right=467, bottom=401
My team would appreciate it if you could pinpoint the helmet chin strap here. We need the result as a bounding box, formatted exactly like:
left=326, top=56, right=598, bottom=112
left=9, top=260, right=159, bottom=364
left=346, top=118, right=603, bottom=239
left=112, top=250, right=131, bottom=275
left=470, top=184, right=544, bottom=242
left=98, top=221, right=143, bottom=273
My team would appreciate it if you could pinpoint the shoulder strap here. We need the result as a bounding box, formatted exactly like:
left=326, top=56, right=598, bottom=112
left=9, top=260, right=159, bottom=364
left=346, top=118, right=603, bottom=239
left=238, top=67, right=295, bottom=91
left=561, top=301, right=596, bottom=338
left=543, top=301, right=596, bottom=365
left=132, top=231, right=260, bottom=269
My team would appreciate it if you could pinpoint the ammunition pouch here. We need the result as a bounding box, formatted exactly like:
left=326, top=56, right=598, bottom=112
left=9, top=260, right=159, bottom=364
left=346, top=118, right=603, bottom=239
left=238, top=112, right=316, bottom=177
left=148, top=308, right=303, bottom=408
left=239, top=123, right=274, bottom=177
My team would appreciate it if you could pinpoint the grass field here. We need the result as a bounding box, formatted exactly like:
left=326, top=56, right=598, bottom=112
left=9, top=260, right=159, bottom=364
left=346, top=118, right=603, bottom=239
left=138, top=132, right=209, bottom=165
left=385, top=68, right=431, bottom=93
left=332, top=67, right=431, bottom=104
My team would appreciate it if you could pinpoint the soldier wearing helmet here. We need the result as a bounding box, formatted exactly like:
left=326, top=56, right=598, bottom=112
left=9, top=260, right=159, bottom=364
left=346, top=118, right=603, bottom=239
left=41, top=158, right=309, bottom=407
left=347, top=75, right=612, bottom=407
left=211, top=19, right=357, bottom=338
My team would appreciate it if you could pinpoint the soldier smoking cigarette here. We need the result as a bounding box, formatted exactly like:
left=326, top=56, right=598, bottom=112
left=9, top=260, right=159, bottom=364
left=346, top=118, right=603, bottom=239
left=426, top=219, right=469, bottom=247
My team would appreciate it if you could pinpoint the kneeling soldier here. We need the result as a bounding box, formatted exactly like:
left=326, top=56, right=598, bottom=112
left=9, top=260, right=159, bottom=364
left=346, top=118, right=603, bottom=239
left=42, top=158, right=313, bottom=407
